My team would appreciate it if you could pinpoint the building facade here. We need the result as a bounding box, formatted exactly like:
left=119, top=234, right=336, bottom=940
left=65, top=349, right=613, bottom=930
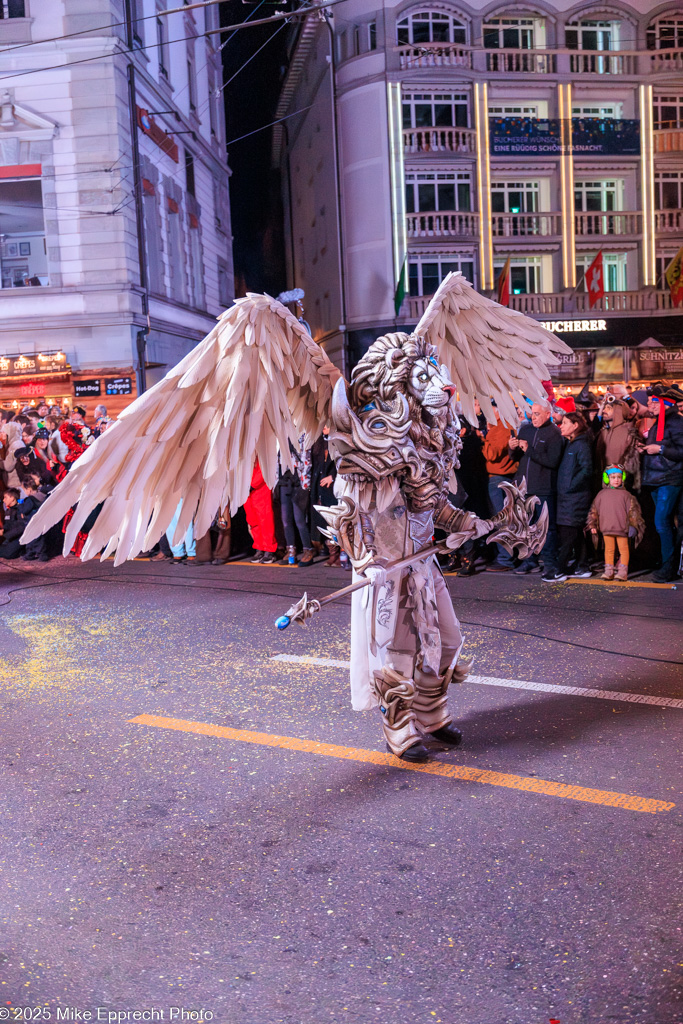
left=275, top=0, right=683, bottom=381
left=0, top=0, right=233, bottom=414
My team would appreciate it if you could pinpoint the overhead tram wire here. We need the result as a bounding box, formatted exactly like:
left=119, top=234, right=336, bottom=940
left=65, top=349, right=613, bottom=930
left=0, top=0, right=350, bottom=82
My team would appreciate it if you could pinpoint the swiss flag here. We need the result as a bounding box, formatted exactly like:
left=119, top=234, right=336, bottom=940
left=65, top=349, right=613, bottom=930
left=585, top=251, right=605, bottom=308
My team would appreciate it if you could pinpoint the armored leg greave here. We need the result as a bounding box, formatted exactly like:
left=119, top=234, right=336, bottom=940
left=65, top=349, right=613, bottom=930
left=372, top=666, right=422, bottom=756
left=412, top=668, right=452, bottom=733
left=412, top=658, right=470, bottom=733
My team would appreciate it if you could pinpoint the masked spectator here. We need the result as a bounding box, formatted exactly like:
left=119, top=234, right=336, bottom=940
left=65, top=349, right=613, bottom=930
left=595, top=397, right=640, bottom=488
left=509, top=401, right=563, bottom=579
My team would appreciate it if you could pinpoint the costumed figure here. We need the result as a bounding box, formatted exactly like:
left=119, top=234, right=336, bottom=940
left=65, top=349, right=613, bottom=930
left=21, top=274, right=570, bottom=761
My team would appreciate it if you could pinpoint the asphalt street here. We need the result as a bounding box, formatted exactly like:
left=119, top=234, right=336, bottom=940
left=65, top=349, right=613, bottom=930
left=0, top=555, right=681, bottom=1024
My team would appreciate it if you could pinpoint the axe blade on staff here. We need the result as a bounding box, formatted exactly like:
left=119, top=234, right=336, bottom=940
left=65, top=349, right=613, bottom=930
left=275, top=481, right=548, bottom=630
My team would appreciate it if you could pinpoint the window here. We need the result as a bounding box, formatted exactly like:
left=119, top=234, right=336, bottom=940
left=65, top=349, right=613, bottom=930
left=218, top=259, right=231, bottom=307
left=157, top=16, right=169, bottom=78
left=127, top=0, right=143, bottom=47
left=141, top=164, right=164, bottom=295
left=406, top=171, right=472, bottom=213
left=208, top=66, right=220, bottom=139
left=488, top=103, right=539, bottom=117
left=647, top=16, right=683, bottom=50
left=572, top=103, right=621, bottom=118
left=653, top=94, right=683, bottom=129
left=0, top=1, right=25, bottom=17
left=566, top=20, right=620, bottom=51
left=0, top=175, right=49, bottom=288
left=185, top=151, right=195, bottom=197
left=655, top=170, right=683, bottom=209
left=577, top=253, right=626, bottom=290
left=656, top=253, right=677, bottom=287
left=491, top=181, right=538, bottom=214
left=369, top=21, right=377, bottom=50
left=402, top=92, right=469, bottom=129
left=397, top=11, right=467, bottom=45
left=574, top=180, right=620, bottom=212
left=409, top=254, right=475, bottom=296
left=576, top=253, right=626, bottom=291
left=494, top=257, right=542, bottom=294
left=165, top=186, right=188, bottom=305
left=187, top=56, right=197, bottom=113
left=483, top=17, right=537, bottom=49
left=187, top=201, right=204, bottom=308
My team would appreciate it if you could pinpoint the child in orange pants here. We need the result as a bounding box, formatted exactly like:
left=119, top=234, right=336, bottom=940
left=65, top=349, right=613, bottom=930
left=587, top=465, right=645, bottom=581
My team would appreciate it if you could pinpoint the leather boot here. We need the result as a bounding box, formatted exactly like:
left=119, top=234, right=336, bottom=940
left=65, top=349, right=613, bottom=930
left=298, top=547, right=315, bottom=566
left=601, top=563, right=615, bottom=580
left=615, top=562, right=628, bottom=581
left=373, top=666, right=426, bottom=759
left=325, top=544, right=340, bottom=567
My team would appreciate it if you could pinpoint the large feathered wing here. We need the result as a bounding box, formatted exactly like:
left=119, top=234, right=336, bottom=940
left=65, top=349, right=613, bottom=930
left=414, top=272, right=572, bottom=426
left=22, top=293, right=342, bottom=564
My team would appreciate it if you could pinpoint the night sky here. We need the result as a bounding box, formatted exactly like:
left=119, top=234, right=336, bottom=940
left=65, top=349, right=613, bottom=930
left=219, top=0, right=292, bottom=296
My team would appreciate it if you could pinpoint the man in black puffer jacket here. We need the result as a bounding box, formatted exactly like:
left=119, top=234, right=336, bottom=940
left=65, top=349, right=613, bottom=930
left=509, top=401, right=564, bottom=578
left=639, top=386, right=683, bottom=582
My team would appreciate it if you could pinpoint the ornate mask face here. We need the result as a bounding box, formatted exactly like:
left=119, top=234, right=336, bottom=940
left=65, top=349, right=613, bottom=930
left=407, top=352, right=456, bottom=413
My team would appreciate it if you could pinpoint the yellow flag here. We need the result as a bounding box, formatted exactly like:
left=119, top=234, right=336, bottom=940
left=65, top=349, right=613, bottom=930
left=665, top=247, right=683, bottom=307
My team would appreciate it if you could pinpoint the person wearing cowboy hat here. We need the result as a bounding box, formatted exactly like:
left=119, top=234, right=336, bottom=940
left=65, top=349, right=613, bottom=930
left=637, top=384, right=683, bottom=582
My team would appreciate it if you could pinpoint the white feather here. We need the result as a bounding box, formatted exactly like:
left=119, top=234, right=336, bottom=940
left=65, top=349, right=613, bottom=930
left=414, top=273, right=571, bottom=425
left=21, top=293, right=342, bottom=561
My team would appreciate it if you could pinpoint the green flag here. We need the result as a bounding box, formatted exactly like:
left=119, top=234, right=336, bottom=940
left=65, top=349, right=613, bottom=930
left=394, top=255, right=407, bottom=316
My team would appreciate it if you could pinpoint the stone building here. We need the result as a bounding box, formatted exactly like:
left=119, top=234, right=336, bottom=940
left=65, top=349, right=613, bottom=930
left=0, top=0, right=233, bottom=415
left=274, top=0, right=683, bottom=381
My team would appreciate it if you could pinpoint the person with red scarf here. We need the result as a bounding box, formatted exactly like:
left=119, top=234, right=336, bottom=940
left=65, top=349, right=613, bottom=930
left=244, top=459, right=278, bottom=564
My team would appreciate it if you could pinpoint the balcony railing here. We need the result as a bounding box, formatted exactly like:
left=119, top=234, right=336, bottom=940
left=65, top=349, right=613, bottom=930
left=486, top=49, right=556, bottom=73
left=649, top=48, right=683, bottom=73
left=654, top=127, right=683, bottom=153
left=407, top=211, right=479, bottom=238
left=575, top=212, right=641, bottom=236
left=404, top=290, right=677, bottom=319
left=403, top=127, right=476, bottom=155
left=491, top=213, right=562, bottom=237
left=398, top=43, right=472, bottom=69
left=569, top=52, right=635, bottom=74
left=655, top=209, right=683, bottom=232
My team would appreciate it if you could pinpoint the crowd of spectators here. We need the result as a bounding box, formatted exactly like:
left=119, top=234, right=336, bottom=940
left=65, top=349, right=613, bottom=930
left=449, top=382, right=683, bottom=584
left=1, top=382, right=682, bottom=584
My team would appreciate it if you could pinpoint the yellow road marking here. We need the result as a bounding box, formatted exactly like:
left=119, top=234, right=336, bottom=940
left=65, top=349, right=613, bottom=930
left=129, top=714, right=675, bottom=815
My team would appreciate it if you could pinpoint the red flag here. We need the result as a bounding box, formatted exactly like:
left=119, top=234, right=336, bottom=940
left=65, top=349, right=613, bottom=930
left=497, top=256, right=511, bottom=306
left=585, top=251, right=605, bottom=308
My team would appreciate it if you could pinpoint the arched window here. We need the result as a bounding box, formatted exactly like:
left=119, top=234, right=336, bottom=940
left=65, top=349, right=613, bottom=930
left=566, top=17, right=622, bottom=52
left=483, top=12, right=545, bottom=49
left=647, top=13, right=683, bottom=50
left=397, top=10, right=467, bottom=45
